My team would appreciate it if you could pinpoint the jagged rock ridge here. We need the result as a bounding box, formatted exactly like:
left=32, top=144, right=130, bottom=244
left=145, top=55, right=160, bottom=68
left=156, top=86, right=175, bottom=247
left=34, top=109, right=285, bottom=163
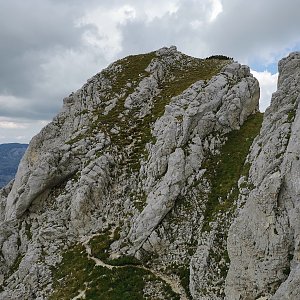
left=1, top=47, right=298, bottom=300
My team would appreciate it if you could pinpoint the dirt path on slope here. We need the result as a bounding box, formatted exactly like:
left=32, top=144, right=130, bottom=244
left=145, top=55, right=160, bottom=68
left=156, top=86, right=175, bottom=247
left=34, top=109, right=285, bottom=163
left=71, top=235, right=189, bottom=300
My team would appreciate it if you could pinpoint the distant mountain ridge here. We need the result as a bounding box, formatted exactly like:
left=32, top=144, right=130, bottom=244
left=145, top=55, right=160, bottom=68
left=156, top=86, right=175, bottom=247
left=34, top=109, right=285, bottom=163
left=0, top=143, right=28, bottom=187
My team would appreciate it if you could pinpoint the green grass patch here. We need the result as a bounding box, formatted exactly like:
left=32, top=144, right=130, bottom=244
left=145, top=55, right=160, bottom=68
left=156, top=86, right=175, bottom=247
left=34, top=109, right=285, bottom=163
left=117, top=56, right=230, bottom=173
left=107, top=255, right=141, bottom=267
left=65, top=133, right=85, bottom=145
left=7, top=254, right=23, bottom=279
left=89, top=52, right=157, bottom=171
left=88, top=229, right=141, bottom=266
left=89, top=231, right=113, bottom=261
left=206, top=55, right=233, bottom=60
left=169, top=263, right=192, bottom=299
left=50, top=244, right=94, bottom=299
left=50, top=243, right=180, bottom=300
left=85, top=266, right=153, bottom=300
left=287, top=109, right=296, bottom=122
left=208, top=229, right=230, bottom=276
left=202, top=112, right=263, bottom=231
left=25, top=221, right=32, bottom=240
left=151, top=57, right=230, bottom=119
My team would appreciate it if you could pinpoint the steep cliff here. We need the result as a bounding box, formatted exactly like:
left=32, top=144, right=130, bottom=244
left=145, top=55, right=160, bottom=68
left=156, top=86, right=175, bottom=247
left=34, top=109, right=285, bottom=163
left=226, top=52, right=300, bottom=300
left=2, top=46, right=293, bottom=300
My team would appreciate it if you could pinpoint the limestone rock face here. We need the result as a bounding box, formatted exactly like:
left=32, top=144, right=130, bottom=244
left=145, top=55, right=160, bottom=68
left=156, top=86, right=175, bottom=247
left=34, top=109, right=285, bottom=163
left=225, top=52, right=300, bottom=300
left=128, top=62, right=260, bottom=254
left=0, top=46, right=272, bottom=300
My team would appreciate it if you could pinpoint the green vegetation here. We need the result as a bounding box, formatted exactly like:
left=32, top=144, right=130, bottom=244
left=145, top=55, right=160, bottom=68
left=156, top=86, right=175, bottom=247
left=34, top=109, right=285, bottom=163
left=287, top=109, right=296, bottom=122
left=151, top=57, right=229, bottom=118
left=65, top=133, right=84, bottom=145
left=113, top=55, right=230, bottom=200
left=84, top=266, right=174, bottom=300
left=202, top=112, right=263, bottom=231
left=50, top=244, right=94, bottom=299
left=89, top=231, right=113, bottom=261
left=5, top=253, right=24, bottom=281
left=89, top=52, right=157, bottom=172
left=51, top=225, right=181, bottom=299
left=130, top=191, right=148, bottom=212
left=75, top=109, right=89, bottom=116
left=107, top=255, right=141, bottom=267
left=88, top=229, right=141, bottom=266
left=25, top=221, right=32, bottom=240
left=170, top=263, right=192, bottom=299
left=206, top=55, right=233, bottom=60
left=208, top=229, right=230, bottom=277
left=283, top=266, right=291, bottom=276
left=50, top=242, right=180, bottom=300
left=161, top=110, right=261, bottom=295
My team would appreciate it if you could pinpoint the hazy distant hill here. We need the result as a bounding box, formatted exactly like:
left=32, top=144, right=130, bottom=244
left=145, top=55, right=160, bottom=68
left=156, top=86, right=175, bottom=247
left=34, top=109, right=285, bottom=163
left=0, top=143, right=28, bottom=187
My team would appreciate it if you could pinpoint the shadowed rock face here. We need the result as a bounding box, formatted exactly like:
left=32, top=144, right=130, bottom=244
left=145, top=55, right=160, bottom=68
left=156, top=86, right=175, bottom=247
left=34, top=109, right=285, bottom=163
left=4, top=46, right=298, bottom=300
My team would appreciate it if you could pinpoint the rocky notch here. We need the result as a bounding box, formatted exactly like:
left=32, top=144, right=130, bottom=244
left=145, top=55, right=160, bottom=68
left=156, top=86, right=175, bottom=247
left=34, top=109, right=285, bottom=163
left=0, top=46, right=263, bottom=299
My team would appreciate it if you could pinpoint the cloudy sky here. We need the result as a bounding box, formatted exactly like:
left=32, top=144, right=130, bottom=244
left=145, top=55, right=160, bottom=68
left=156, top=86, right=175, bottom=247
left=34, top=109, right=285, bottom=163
left=0, top=0, right=299, bottom=143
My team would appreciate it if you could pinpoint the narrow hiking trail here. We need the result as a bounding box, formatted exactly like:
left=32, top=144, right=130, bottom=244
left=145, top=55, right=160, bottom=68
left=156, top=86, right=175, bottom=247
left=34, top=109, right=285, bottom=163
left=71, top=235, right=189, bottom=300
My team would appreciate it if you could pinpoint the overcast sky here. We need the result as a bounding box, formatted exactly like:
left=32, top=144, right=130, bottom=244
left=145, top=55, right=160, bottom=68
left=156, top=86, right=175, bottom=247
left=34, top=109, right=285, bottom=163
left=1, top=0, right=299, bottom=143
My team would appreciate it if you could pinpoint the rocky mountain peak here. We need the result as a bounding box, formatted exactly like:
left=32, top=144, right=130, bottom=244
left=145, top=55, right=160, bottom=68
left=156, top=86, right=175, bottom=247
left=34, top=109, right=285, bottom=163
left=2, top=47, right=298, bottom=299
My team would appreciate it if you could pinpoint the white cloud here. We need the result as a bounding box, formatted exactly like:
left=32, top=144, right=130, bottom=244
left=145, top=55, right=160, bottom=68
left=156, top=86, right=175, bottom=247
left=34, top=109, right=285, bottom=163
left=15, top=135, right=26, bottom=140
left=37, top=47, right=107, bottom=102
left=77, top=5, right=137, bottom=59
left=139, top=0, right=179, bottom=22
left=0, top=94, right=54, bottom=119
left=190, top=19, right=204, bottom=29
left=0, top=121, right=27, bottom=129
left=189, top=0, right=222, bottom=29
left=251, top=70, right=278, bottom=112
left=208, top=0, right=223, bottom=22
left=76, top=1, right=180, bottom=60
left=203, top=0, right=300, bottom=63
left=0, top=95, right=23, bottom=106
left=0, top=117, right=50, bottom=143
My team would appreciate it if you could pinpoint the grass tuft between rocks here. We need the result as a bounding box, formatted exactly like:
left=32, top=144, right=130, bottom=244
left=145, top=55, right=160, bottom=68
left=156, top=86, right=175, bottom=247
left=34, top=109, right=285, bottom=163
left=50, top=235, right=180, bottom=299
left=202, top=112, right=264, bottom=231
